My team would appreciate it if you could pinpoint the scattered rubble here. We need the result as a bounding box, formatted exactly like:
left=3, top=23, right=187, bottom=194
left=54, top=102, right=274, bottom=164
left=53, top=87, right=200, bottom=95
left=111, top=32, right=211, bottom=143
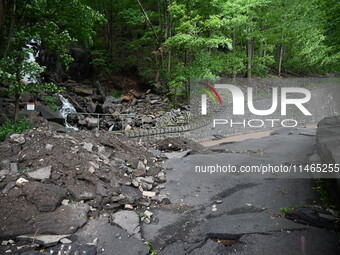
left=0, top=127, right=167, bottom=253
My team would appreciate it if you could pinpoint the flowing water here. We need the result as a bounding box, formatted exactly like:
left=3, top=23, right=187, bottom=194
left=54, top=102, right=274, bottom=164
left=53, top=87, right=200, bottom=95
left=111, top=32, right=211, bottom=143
left=57, top=94, right=79, bottom=131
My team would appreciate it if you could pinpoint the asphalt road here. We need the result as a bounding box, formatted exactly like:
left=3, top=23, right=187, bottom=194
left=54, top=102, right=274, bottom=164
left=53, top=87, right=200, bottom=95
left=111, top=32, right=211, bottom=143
left=141, top=127, right=340, bottom=255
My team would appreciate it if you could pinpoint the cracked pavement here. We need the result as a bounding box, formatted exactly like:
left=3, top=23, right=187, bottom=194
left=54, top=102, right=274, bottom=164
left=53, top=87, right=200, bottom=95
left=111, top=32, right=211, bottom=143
left=141, top=127, right=340, bottom=254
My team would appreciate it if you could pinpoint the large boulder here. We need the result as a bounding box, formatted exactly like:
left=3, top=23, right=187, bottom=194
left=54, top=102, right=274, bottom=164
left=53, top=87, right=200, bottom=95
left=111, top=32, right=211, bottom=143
left=36, top=104, right=64, bottom=124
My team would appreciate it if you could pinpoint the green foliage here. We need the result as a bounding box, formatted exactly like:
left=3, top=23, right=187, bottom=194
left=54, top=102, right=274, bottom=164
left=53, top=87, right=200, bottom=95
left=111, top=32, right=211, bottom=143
left=314, top=179, right=333, bottom=207
left=0, top=49, right=64, bottom=97
left=144, top=242, right=159, bottom=255
left=43, top=96, right=59, bottom=111
left=0, top=118, right=32, bottom=142
left=111, top=90, right=122, bottom=98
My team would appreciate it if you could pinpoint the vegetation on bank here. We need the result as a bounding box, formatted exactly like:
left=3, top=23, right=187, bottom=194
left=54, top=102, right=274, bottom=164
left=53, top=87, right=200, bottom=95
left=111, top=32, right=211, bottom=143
left=0, top=118, right=32, bottom=142
left=0, top=0, right=339, bottom=109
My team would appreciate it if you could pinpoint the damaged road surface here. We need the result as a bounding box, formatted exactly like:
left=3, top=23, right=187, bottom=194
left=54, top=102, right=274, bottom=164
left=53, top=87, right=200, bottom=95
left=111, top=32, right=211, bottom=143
left=0, top=127, right=339, bottom=254
left=143, top=128, right=340, bottom=255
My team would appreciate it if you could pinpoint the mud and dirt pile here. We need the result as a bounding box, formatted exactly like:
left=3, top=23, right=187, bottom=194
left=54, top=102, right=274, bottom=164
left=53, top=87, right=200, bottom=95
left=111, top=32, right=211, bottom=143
left=0, top=128, right=167, bottom=247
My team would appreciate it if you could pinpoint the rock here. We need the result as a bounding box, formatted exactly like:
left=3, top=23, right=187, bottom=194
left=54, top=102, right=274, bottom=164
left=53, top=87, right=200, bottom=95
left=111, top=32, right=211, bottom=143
left=45, top=144, right=53, bottom=150
left=150, top=99, right=159, bottom=105
left=121, top=185, right=142, bottom=204
left=60, top=238, right=72, bottom=244
left=74, top=217, right=149, bottom=255
left=9, top=134, right=25, bottom=144
left=125, top=124, right=132, bottom=131
left=111, top=211, right=141, bottom=239
left=142, top=191, right=156, bottom=197
left=124, top=204, right=133, bottom=210
left=86, top=101, right=97, bottom=113
left=285, top=207, right=339, bottom=231
left=85, top=117, right=99, bottom=128
left=96, top=183, right=108, bottom=197
left=1, top=241, right=8, bottom=246
left=16, top=177, right=28, bottom=186
left=0, top=169, right=9, bottom=178
left=104, top=96, right=123, bottom=104
left=48, top=121, right=66, bottom=133
left=74, top=87, right=94, bottom=96
left=97, top=146, right=111, bottom=159
left=0, top=203, right=89, bottom=238
left=23, top=182, right=67, bottom=212
left=144, top=210, right=153, bottom=218
left=2, top=182, right=16, bottom=194
left=36, top=104, right=64, bottom=125
left=68, top=185, right=96, bottom=201
left=46, top=243, right=97, bottom=254
left=164, top=150, right=190, bottom=159
left=0, top=160, right=10, bottom=170
left=141, top=116, right=153, bottom=124
left=136, top=176, right=154, bottom=184
left=83, top=142, right=93, bottom=152
left=137, top=161, right=146, bottom=171
left=110, top=175, right=120, bottom=189
left=147, top=147, right=162, bottom=156
left=17, top=234, right=70, bottom=247
left=88, top=166, right=95, bottom=173
left=61, top=199, right=69, bottom=206
left=26, top=165, right=52, bottom=180
left=212, top=205, right=217, bottom=212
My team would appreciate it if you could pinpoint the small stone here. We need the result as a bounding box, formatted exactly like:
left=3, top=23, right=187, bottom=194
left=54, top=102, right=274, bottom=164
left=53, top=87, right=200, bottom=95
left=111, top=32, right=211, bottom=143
left=137, top=161, right=146, bottom=171
left=143, top=218, right=151, bottom=224
left=142, top=191, right=156, bottom=197
left=0, top=169, right=9, bottom=178
left=125, top=125, right=132, bottom=131
left=157, top=184, right=165, bottom=189
left=144, top=210, right=153, bottom=218
left=16, top=177, right=28, bottom=186
left=45, top=144, right=53, bottom=150
left=132, top=180, right=139, bottom=187
left=89, top=161, right=99, bottom=169
left=60, top=238, right=72, bottom=244
left=9, top=163, right=18, bottom=175
left=136, top=176, right=154, bottom=184
left=124, top=204, right=133, bottom=210
left=26, top=165, right=52, bottom=180
left=8, top=240, right=14, bottom=244
left=83, top=143, right=93, bottom=152
left=88, top=166, right=95, bottom=174
left=216, top=200, right=223, bottom=204
left=1, top=241, right=8, bottom=246
left=2, top=182, right=16, bottom=194
left=61, top=199, right=69, bottom=206
left=10, top=134, right=25, bottom=144
left=212, top=205, right=217, bottom=212
left=17, top=235, right=69, bottom=246
left=96, top=183, right=108, bottom=197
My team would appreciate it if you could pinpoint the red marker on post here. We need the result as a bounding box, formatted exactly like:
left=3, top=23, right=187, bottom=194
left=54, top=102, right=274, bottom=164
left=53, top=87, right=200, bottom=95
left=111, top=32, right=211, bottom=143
left=26, top=102, right=35, bottom=122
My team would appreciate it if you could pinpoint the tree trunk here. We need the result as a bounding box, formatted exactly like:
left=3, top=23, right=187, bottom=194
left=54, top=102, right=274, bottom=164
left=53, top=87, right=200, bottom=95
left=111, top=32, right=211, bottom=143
left=278, top=44, right=284, bottom=76
left=14, top=92, right=19, bottom=122
left=136, top=0, right=160, bottom=44
left=232, top=31, right=237, bottom=79
left=247, top=39, right=252, bottom=79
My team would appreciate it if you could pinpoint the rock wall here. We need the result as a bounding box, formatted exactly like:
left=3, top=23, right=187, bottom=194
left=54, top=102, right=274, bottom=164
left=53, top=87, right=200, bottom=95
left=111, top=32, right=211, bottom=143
left=316, top=116, right=340, bottom=208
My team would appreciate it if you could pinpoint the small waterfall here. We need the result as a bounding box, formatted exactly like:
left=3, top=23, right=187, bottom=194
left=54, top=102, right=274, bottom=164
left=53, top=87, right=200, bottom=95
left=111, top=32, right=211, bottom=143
left=57, top=94, right=79, bottom=131
left=22, top=40, right=40, bottom=84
